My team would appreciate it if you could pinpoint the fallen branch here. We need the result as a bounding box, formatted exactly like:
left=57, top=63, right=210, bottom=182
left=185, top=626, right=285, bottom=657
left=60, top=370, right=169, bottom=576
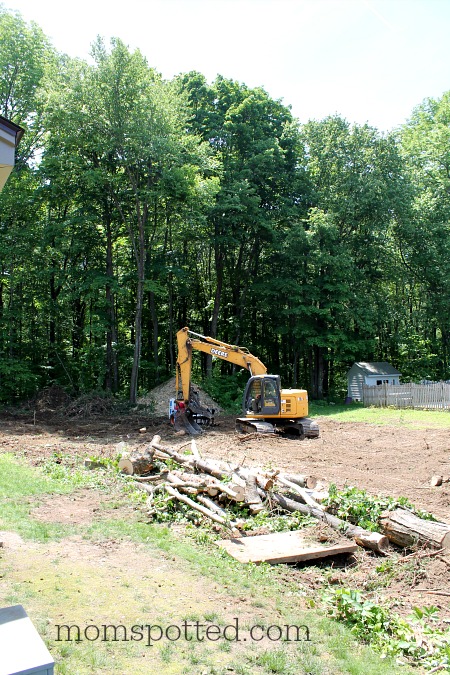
left=277, top=476, right=322, bottom=509
left=196, top=495, right=228, bottom=518
left=397, top=548, right=445, bottom=563
left=410, top=589, right=450, bottom=597
left=266, top=491, right=390, bottom=555
left=164, top=484, right=239, bottom=535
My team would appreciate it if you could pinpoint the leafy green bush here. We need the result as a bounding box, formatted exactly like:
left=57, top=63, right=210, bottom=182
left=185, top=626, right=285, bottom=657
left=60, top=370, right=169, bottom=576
left=327, top=588, right=450, bottom=670
left=0, top=356, right=38, bottom=402
left=323, top=484, right=435, bottom=532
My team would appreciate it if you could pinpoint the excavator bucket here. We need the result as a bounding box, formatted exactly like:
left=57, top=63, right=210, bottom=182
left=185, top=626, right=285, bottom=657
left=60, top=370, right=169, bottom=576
left=172, top=409, right=203, bottom=436
left=171, top=389, right=215, bottom=436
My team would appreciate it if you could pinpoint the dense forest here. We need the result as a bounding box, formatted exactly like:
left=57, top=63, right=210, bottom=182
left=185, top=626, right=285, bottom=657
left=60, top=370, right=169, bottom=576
left=1, top=7, right=449, bottom=405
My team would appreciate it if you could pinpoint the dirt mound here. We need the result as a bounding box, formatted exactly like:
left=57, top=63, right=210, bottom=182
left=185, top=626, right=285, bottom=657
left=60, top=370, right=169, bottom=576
left=33, top=385, right=71, bottom=411
left=138, top=377, right=223, bottom=417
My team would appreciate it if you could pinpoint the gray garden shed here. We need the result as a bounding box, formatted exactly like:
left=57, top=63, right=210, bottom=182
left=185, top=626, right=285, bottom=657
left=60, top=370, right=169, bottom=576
left=347, top=362, right=401, bottom=401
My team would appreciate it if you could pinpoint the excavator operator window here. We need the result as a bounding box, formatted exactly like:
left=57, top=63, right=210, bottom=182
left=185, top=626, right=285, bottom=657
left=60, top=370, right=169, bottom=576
left=263, top=379, right=278, bottom=407
left=246, top=380, right=262, bottom=413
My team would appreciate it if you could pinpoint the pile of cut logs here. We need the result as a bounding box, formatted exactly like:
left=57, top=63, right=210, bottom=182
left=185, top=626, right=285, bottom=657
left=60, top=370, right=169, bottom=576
left=118, top=435, right=450, bottom=556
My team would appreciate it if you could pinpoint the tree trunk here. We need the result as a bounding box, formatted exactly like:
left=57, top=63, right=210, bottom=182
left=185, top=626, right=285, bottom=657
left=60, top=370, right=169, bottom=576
left=130, top=273, right=144, bottom=404
left=149, top=290, right=159, bottom=382
left=105, top=215, right=119, bottom=393
left=379, top=508, right=450, bottom=551
left=207, top=229, right=224, bottom=377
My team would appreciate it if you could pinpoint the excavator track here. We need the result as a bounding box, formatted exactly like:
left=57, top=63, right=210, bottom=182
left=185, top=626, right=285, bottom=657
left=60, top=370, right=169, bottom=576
left=235, top=417, right=320, bottom=438
left=235, top=418, right=276, bottom=434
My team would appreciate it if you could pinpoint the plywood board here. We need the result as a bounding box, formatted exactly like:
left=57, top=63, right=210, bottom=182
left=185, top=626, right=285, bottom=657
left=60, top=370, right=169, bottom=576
left=215, top=531, right=358, bottom=564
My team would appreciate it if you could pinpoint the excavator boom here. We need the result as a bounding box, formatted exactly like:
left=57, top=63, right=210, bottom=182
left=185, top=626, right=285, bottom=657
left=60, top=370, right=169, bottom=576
left=176, top=327, right=266, bottom=405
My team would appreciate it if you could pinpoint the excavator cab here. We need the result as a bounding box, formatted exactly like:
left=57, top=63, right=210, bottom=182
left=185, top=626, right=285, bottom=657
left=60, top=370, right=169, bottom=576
left=244, top=375, right=281, bottom=416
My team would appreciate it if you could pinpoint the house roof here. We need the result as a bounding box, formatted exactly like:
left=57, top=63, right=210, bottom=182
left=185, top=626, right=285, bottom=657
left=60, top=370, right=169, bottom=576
left=349, top=362, right=401, bottom=376
left=0, top=115, right=24, bottom=146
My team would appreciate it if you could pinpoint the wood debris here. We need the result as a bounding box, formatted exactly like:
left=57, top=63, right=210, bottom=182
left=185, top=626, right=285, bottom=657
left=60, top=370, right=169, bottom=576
left=117, top=434, right=392, bottom=556
left=115, top=435, right=450, bottom=560
left=215, top=530, right=358, bottom=564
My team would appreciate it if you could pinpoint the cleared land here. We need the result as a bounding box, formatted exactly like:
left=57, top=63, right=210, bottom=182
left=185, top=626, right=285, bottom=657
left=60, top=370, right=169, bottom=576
left=0, top=405, right=449, bottom=674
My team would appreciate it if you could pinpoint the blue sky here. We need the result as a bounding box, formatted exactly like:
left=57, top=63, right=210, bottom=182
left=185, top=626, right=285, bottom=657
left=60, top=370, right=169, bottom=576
left=3, top=0, right=450, bottom=131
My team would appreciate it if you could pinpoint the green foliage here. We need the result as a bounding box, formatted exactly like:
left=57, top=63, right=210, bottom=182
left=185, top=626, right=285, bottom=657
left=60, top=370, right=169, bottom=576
left=0, top=357, right=38, bottom=401
left=239, top=509, right=315, bottom=533
left=327, top=588, right=450, bottom=670
left=324, top=484, right=436, bottom=532
left=0, top=6, right=450, bottom=406
left=200, top=371, right=248, bottom=413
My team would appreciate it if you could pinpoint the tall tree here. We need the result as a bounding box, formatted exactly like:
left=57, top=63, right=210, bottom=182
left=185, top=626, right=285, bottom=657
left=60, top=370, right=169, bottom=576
left=282, top=116, right=407, bottom=397
left=0, top=8, right=55, bottom=399
left=178, top=73, right=306, bottom=377
left=398, top=93, right=450, bottom=377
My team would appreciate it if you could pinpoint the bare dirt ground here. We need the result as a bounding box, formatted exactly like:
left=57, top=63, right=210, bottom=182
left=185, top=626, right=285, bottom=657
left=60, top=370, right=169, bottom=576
left=3, top=408, right=447, bottom=519
left=1, top=407, right=449, bottom=626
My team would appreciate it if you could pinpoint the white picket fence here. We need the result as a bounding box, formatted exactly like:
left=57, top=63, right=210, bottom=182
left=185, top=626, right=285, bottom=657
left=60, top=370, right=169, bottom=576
left=363, top=382, right=450, bottom=410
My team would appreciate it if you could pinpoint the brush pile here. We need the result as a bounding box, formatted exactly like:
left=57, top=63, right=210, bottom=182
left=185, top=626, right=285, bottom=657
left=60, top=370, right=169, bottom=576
left=118, top=434, right=395, bottom=554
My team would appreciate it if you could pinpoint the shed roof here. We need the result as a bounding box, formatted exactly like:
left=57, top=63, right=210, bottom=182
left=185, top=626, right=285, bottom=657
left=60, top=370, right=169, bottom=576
left=349, top=362, right=401, bottom=376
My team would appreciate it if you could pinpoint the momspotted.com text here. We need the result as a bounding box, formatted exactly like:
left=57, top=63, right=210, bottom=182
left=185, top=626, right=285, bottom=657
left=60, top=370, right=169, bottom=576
left=55, top=618, right=311, bottom=646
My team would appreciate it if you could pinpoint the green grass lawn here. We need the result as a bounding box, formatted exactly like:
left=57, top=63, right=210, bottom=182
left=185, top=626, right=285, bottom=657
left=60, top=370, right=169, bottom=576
left=309, top=401, right=450, bottom=429
left=0, top=452, right=420, bottom=675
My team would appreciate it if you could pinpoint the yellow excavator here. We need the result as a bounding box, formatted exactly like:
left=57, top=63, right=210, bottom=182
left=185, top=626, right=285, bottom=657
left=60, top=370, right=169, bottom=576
left=174, top=327, right=319, bottom=439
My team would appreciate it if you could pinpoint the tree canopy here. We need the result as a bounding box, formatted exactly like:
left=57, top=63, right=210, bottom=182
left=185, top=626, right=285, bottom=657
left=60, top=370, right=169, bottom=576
left=1, top=7, right=449, bottom=404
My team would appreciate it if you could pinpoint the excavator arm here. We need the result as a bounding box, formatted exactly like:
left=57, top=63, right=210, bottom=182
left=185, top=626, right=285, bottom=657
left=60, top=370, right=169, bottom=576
left=176, top=327, right=267, bottom=404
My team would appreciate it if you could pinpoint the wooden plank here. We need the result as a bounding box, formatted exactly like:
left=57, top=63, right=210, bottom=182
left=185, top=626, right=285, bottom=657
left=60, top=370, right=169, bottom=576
left=215, top=531, right=358, bottom=564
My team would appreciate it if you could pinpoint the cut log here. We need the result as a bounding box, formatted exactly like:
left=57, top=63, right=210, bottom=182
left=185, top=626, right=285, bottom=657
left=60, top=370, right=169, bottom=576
left=118, top=449, right=154, bottom=475
left=430, top=475, right=443, bottom=487
left=280, top=473, right=318, bottom=490
left=207, top=477, right=245, bottom=501
left=266, top=491, right=389, bottom=555
left=225, top=483, right=246, bottom=502
left=236, top=468, right=274, bottom=491
left=379, top=508, right=450, bottom=551
left=244, top=472, right=265, bottom=514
